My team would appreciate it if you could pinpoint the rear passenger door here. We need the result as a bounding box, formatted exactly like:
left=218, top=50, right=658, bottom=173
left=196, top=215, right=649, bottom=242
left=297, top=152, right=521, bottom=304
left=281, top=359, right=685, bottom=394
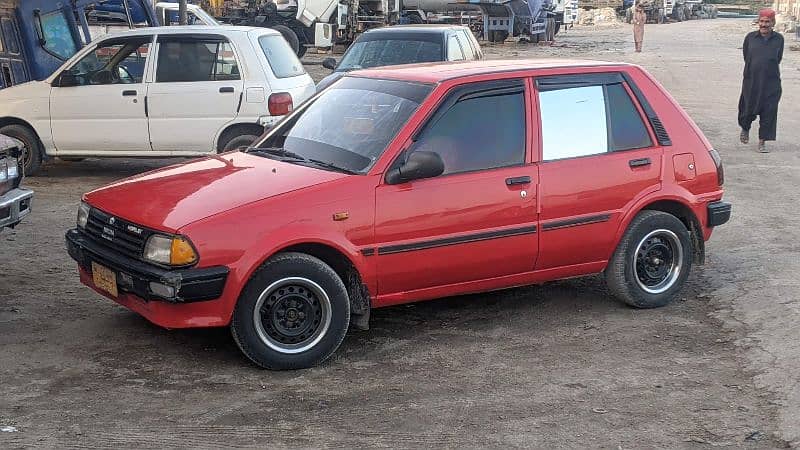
left=534, top=72, right=663, bottom=270
left=147, top=34, right=244, bottom=152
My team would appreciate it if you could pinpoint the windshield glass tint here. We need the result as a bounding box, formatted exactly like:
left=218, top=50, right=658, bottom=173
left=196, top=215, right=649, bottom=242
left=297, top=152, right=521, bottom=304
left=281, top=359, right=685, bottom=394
left=337, top=39, right=441, bottom=71
left=256, top=77, right=433, bottom=173
left=259, top=35, right=305, bottom=78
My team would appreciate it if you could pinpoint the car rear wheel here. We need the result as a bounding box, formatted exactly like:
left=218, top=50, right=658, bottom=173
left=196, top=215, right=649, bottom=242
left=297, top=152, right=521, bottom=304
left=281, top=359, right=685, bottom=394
left=231, top=252, right=351, bottom=370
left=0, top=124, right=42, bottom=176
left=605, top=210, right=692, bottom=309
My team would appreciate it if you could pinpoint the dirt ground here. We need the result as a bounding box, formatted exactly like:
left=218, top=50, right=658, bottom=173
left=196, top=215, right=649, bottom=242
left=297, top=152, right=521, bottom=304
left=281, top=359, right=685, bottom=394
left=2, top=19, right=799, bottom=448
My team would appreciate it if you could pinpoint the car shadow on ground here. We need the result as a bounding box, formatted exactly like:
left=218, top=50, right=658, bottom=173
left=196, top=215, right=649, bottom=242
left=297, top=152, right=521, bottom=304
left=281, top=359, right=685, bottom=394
left=101, top=275, right=629, bottom=371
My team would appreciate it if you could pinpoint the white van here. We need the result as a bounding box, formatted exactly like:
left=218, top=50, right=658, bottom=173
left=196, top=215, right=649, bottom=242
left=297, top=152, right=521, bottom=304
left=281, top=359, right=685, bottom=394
left=0, top=26, right=315, bottom=174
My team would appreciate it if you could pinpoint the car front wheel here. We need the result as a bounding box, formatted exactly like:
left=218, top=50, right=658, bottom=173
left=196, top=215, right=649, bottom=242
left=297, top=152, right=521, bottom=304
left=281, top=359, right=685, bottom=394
left=231, top=252, right=351, bottom=370
left=605, top=210, right=693, bottom=308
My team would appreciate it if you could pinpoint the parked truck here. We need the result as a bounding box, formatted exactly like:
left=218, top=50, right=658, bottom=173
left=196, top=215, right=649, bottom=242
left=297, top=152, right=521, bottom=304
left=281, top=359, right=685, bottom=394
left=215, top=0, right=560, bottom=56
left=624, top=0, right=717, bottom=24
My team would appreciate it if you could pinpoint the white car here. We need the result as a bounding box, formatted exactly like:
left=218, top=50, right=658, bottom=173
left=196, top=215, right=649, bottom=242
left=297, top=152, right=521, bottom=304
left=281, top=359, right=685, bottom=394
left=0, top=26, right=315, bottom=175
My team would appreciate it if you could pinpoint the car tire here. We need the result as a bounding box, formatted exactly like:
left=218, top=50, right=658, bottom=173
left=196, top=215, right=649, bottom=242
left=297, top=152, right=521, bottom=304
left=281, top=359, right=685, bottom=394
left=0, top=124, right=42, bottom=176
left=221, top=134, right=260, bottom=152
left=231, top=252, right=351, bottom=370
left=217, top=125, right=264, bottom=153
left=272, top=24, right=301, bottom=56
left=605, top=210, right=693, bottom=309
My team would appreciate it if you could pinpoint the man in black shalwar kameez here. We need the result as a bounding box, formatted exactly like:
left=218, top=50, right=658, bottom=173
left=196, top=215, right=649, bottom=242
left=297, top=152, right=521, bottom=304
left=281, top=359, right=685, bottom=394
left=738, top=8, right=784, bottom=153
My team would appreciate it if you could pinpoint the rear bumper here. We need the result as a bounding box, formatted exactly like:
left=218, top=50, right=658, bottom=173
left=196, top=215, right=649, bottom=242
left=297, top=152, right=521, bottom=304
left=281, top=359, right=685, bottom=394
left=66, top=228, right=228, bottom=303
left=707, top=201, right=731, bottom=227
left=0, top=187, right=33, bottom=230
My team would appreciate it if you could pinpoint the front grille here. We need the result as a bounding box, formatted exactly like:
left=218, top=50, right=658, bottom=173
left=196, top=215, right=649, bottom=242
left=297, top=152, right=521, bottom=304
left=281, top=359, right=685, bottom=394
left=82, top=208, right=154, bottom=260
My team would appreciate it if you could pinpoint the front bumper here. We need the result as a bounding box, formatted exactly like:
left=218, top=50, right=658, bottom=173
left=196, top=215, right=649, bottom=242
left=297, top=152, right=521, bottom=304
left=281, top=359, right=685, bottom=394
left=0, top=187, right=33, bottom=230
left=707, top=201, right=731, bottom=227
left=66, top=228, right=228, bottom=303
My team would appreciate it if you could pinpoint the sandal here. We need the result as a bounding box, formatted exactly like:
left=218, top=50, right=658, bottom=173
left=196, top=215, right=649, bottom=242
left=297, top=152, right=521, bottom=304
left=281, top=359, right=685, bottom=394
left=740, top=129, right=749, bottom=144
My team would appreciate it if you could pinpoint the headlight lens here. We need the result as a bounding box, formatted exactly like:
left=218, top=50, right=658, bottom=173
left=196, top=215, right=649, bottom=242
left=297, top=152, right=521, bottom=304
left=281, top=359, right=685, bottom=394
left=144, top=234, right=198, bottom=266
left=77, top=202, right=91, bottom=229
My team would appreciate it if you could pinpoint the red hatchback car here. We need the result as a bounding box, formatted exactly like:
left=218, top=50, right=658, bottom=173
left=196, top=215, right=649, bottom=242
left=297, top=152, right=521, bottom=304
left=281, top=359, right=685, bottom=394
left=66, top=59, right=731, bottom=370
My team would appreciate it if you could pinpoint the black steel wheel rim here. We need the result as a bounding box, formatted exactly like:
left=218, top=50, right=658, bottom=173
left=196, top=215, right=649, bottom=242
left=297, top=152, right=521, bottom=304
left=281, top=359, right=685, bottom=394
left=253, top=277, right=332, bottom=354
left=633, top=229, right=683, bottom=294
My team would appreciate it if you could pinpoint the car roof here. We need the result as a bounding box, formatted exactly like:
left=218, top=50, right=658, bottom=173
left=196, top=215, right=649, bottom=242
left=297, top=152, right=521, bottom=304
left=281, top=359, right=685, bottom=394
left=362, top=24, right=469, bottom=35
left=348, top=59, right=631, bottom=83
left=96, top=25, right=277, bottom=39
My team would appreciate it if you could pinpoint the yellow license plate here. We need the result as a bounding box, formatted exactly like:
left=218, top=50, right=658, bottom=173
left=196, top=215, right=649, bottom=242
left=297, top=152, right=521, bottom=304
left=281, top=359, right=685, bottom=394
left=91, top=261, right=118, bottom=297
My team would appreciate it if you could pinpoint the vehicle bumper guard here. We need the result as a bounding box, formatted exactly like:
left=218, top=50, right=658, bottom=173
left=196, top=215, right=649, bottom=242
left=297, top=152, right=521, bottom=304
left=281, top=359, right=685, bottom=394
left=66, top=228, right=228, bottom=303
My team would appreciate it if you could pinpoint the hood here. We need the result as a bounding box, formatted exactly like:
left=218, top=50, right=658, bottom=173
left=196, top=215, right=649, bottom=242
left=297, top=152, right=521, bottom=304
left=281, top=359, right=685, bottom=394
left=84, top=152, right=349, bottom=231
left=315, top=71, right=345, bottom=92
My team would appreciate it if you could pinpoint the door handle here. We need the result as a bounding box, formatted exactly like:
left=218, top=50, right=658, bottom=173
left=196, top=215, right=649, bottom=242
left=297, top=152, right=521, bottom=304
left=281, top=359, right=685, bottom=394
left=505, top=176, right=532, bottom=186
left=122, top=90, right=137, bottom=96
left=629, top=158, right=651, bottom=168
left=219, top=87, right=235, bottom=93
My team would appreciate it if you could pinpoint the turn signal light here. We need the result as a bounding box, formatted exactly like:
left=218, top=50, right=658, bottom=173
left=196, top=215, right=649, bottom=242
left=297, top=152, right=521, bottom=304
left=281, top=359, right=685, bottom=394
left=268, top=92, right=293, bottom=116
left=171, top=237, right=198, bottom=266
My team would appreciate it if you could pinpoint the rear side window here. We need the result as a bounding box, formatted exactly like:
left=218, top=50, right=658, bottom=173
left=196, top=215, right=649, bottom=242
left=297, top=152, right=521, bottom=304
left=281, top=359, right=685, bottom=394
left=259, top=35, right=305, bottom=78
left=538, top=76, right=652, bottom=161
left=456, top=30, right=476, bottom=59
left=446, top=35, right=465, bottom=61
left=156, top=39, right=240, bottom=82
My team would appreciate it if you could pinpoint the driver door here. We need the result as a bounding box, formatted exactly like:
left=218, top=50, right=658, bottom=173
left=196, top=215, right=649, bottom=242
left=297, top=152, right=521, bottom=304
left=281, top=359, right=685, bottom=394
left=50, top=35, right=154, bottom=153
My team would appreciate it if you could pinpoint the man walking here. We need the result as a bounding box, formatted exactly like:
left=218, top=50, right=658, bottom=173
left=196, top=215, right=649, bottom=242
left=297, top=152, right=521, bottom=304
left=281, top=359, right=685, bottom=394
left=738, top=8, right=784, bottom=153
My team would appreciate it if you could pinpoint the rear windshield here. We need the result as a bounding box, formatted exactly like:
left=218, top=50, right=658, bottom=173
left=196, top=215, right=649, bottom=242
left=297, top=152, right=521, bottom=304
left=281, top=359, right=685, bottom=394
left=253, top=77, right=433, bottom=174
left=337, top=39, right=442, bottom=72
left=258, top=35, right=306, bottom=78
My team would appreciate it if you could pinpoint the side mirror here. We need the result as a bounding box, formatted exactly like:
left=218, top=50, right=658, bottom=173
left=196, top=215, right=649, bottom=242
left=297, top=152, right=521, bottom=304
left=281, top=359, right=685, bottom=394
left=385, top=151, right=444, bottom=185
left=322, top=57, right=337, bottom=70
left=56, top=72, right=79, bottom=87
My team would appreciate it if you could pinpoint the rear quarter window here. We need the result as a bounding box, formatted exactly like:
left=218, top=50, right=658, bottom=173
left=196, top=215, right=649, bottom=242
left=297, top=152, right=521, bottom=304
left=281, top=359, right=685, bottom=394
left=259, top=35, right=306, bottom=78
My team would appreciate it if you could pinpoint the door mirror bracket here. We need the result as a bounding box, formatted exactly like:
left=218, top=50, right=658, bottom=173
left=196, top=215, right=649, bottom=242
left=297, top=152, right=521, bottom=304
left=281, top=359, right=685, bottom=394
left=385, top=151, right=444, bottom=185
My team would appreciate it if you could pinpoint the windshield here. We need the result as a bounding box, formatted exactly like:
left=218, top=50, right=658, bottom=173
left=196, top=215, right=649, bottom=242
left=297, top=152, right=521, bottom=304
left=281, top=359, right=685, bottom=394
left=336, top=39, right=442, bottom=72
left=252, top=77, right=433, bottom=174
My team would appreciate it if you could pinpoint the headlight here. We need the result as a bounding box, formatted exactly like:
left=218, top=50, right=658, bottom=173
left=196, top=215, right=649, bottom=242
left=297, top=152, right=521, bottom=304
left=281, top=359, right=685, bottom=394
left=77, top=202, right=91, bottom=229
left=144, top=234, right=198, bottom=266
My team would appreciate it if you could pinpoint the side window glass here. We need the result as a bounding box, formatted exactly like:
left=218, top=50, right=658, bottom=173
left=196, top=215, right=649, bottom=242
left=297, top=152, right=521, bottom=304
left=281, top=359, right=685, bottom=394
left=37, top=11, right=78, bottom=60
left=411, top=83, right=526, bottom=175
left=214, top=42, right=240, bottom=80
left=0, top=18, right=20, bottom=54
left=539, top=81, right=653, bottom=161
left=540, top=85, right=608, bottom=160
left=446, top=35, right=464, bottom=61
left=65, top=39, right=150, bottom=86
left=156, top=40, right=240, bottom=82
left=456, top=31, right=475, bottom=59
left=606, top=83, right=652, bottom=151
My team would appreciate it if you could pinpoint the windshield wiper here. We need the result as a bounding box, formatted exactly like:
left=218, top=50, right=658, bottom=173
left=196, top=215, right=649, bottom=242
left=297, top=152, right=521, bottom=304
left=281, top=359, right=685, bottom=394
left=305, top=159, right=359, bottom=175
left=246, top=147, right=307, bottom=161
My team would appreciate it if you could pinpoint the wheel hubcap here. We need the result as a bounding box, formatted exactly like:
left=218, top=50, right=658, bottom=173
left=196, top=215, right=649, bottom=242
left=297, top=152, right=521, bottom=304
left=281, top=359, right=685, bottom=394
left=633, top=229, right=683, bottom=294
left=253, top=277, right=332, bottom=354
